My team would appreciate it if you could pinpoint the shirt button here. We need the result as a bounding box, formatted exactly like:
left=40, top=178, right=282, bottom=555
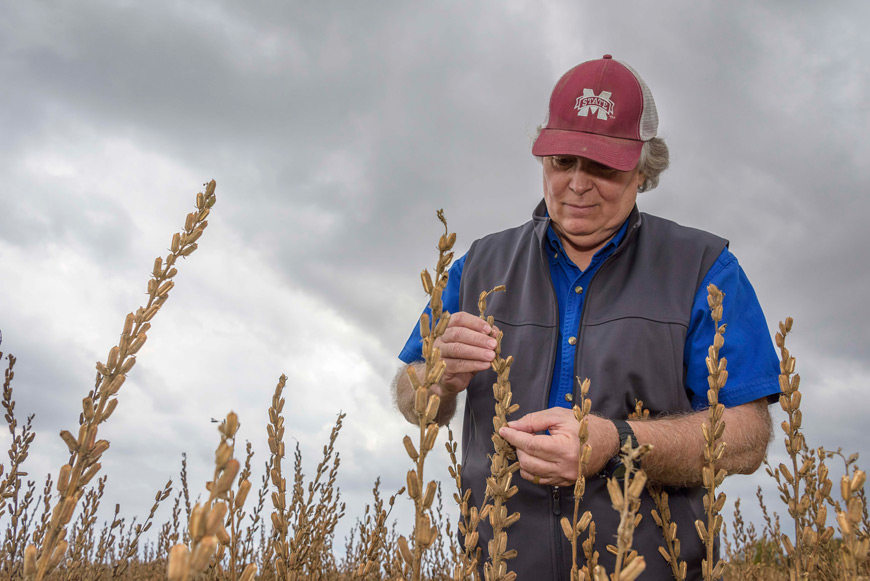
left=554, top=252, right=559, bottom=259
left=568, top=336, right=577, bottom=345
left=565, top=393, right=574, bottom=403
left=575, top=286, right=583, bottom=294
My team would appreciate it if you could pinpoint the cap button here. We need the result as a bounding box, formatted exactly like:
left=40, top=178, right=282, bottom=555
left=602, top=54, right=612, bottom=59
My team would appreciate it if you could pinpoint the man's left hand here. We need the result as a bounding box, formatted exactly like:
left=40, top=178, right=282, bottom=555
left=499, top=408, right=619, bottom=487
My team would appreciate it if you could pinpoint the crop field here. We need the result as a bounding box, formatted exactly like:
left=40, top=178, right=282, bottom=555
left=1, top=181, right=867, bottom=580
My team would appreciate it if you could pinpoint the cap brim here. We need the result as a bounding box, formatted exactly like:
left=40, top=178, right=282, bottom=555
left=532, top=129, right=644, bottom=171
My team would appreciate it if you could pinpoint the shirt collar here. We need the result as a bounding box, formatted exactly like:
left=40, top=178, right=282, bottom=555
left=545, top=214, right=631, bottom=263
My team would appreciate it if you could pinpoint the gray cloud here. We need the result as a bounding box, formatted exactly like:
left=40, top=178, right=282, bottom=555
left=1, top=0, right=869, bottom=560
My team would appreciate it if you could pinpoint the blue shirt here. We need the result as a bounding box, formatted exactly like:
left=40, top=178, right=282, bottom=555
left=399, top=220, right=780, bottom=410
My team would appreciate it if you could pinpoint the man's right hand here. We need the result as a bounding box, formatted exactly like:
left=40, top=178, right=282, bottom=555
left=431, top=311, right=498, bottom=396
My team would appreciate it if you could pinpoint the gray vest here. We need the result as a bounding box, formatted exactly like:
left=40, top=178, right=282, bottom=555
left=457, top=200, right=727, bottom=580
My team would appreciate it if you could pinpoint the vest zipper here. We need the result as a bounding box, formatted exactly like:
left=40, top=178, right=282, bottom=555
left=552, top=486, right=565, bottom=579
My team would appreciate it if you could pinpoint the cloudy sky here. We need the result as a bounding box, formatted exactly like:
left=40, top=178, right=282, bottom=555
left=1, top=0, right=868, bottom=558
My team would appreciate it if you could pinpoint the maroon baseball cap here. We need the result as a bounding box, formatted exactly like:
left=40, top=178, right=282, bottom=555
left=532, top=55, right=658, bottom=171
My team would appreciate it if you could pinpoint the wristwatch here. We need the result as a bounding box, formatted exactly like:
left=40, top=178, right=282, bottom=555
left=600, top=419, right=638, bottom=480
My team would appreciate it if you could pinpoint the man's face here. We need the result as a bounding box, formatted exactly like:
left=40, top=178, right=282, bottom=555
left=542, top=155, right=644, bottom=253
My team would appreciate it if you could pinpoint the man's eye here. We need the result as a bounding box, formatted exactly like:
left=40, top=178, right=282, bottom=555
left=553, top=157, right=575, bottom=169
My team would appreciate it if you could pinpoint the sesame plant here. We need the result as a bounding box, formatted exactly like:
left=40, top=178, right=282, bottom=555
left=0, top=195, right=867, bottom=580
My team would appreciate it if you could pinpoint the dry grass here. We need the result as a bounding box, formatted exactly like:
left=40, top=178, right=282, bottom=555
left=0, top=194, right=868, bottom=579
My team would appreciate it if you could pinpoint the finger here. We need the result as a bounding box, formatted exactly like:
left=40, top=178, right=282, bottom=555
left=440, top=325, right=499, bottom=351
left=519, top=468, right=549, bottom=486
left=442, top=358, right=492, bottom=375
left=446, top=311, right=493, bottom=335
left=516, top=449, right=578, bottom=485
left=437, top=340, right=496, bottom=361
left=506, top=408, right=571, bottom=434
left=502, top=427, right=573, bottom=463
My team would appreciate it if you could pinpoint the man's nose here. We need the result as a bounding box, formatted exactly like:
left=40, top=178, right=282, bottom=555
left=568, top=166, right=592, bottom=193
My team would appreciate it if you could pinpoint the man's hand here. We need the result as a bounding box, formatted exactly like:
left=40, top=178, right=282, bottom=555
left=431, top=311, right=498, bottom=397
left=499, top=408, right=618, bottom=487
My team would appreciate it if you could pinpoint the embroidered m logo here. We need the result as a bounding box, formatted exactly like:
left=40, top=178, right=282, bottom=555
left=575, top=89, right=615, bottom=120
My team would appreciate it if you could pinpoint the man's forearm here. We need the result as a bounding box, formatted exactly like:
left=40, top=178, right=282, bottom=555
left=392, top=363, right=458, bottom=426
left=628, top=399, right=772, bottom=487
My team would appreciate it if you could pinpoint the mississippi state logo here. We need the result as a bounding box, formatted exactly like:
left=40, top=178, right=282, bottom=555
left=575, top=89, right=615, bottom=120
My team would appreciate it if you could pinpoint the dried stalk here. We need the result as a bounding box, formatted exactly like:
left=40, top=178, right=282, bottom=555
left=398, top=209, right=455, bottom=581
left=446, top=426, right=484, bottom=581
left=695, top=283, right=728, bottom=581
left=167, top=411, right=244, bottom=581
left=561, top=378, right=594, bottom=581
left=605, top=439, right=652, bottom=581
left=267, top=374, right=291, bottom=577
left=24, top=180, right=216, bottom=581
left=836, top=469, right=869, bottom=579
left=477, top=286, right=521, bottom=581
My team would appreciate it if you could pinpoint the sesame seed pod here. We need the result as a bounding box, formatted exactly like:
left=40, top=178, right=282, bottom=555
left=187, top=228, right=204, bottom=245
left=79, top=463, right=102, bottom=488
left=181, top=243, right=197, bottom=256
left=406, top=366, right=421, bottom=389
left=60, top=430, right=78, bottom=453
left=105, top=375, right=125, bottom=395
left=206, top=502, right=228, bottom=535
left=48, top=540, right=69, bottom=571
left=397, top=535, right=413, bottom=564
left=419, top=313, right=430, bottom=339
left=167, top=544, right=190, bottom=581
left=142, top=305, right=159, bottom=322
left=695, top=520, right=707, bottom=541
left=216, top=460, right=240, bottom=493
left=402, top=436, right=418, bottom=462
left=240, top=564, right=257, bottom=581
left=80, top=397, right=95, bottom=422
left=120, top=357, right=136, bottom=375
left=91, top=439, right=110, bottom=456
left=560, top=517, right=573, bottom=539
left=434, top=313, right=450, bottom=336
left=406, top=470, right=421, bottom=499
left=100, top=399, right=119, bottom=423
left=841, top=475, right=851, bottom=501
left=235, top=480, right=252, bottom=510
left=157, top=281, right=174, bottom=296
left=225, top=412, right=239, bottom=436
left=628, top=471, right=648, bottom=498
left=59, top=496, right=76, bottom=525
left=606, top=477, right=624, bottom=510
left=215, top=443, right=233, bottom=469
left=190, top=504, right=206, bottom=540
left=620, top=556, right=646, bottom=581
left=423, top=422, right=439, bottom=451
left=185, top=213, right=196, bottom=232
left=190, top=535, right=217, bottom=572
left=422, top=481, right=437, bottom=509
left=851, top=470, right=866, bottom=492
left=57, top=464, right=71, bottom=493
left=107, top=346, right=119, bottom=372
left=424, top=396, right=440, bottom=424
left=128, top=332, right=147, bottom=355
left=171, top=233, right=181, bottom=253
left=415, top=389, right=428, bottom=414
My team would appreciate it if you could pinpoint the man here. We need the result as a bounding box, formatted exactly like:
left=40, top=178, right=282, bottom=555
left=393, top=55, right=780, bottom=579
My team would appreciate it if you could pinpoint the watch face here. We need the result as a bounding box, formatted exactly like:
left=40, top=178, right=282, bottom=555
left=605, top=456, right=627, bottom=480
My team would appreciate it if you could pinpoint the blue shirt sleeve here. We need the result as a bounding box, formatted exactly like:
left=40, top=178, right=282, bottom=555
left=398, top=253, right=467, bottom=364
left=685, top=248, right=781, bottom=409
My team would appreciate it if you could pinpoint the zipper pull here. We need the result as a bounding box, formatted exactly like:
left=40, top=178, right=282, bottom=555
left=552, top=486, right=561, bottom=515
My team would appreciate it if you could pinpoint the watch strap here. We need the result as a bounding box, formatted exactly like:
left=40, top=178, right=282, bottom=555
left=601, top=419, right=638, bottom=480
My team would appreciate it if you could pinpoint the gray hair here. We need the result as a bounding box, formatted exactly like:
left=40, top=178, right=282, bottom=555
left=636, top=137, right=669, bottom=193
left=532, top=126, right=670, bottom=193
